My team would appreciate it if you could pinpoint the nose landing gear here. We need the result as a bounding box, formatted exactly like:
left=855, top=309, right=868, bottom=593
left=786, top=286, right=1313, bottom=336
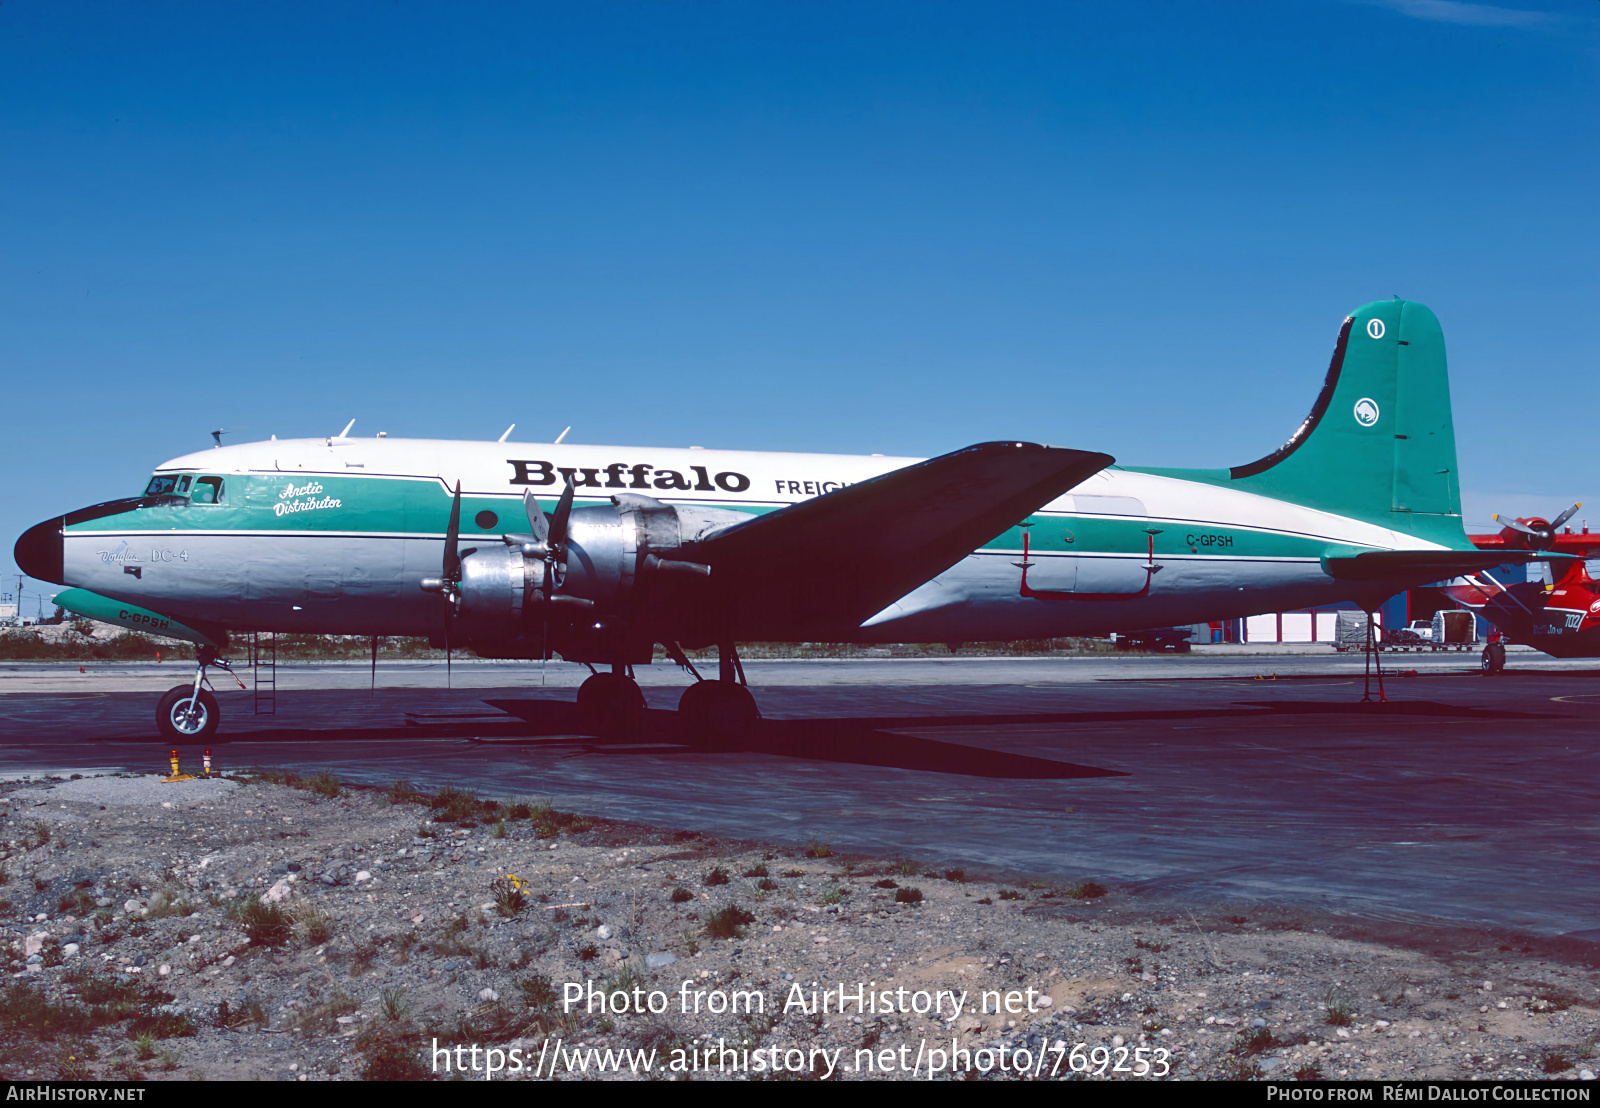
left=156, top=647, right=242, bottom=741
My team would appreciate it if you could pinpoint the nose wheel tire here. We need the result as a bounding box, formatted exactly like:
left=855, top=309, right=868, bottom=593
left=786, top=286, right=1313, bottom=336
left=678, top=680, right=759, bottom=747
left=157, top=686, right=220, bottom=740
left=1481, top=643, right=1506, bottom=676
left=577, top=672, right=645, bottom=736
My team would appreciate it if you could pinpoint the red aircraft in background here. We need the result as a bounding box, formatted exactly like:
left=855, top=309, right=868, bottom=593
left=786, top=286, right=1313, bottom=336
left=1450, top=504, right=1600, bottom=673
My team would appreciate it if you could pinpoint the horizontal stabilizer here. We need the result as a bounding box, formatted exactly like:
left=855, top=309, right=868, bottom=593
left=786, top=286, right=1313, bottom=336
left=688, top=442, right=1113, bottom=635
left=1321, top=549, right=1552, bottom=582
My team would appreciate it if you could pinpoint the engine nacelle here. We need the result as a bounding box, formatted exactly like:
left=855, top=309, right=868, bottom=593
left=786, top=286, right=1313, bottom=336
left=448, top=493, right=744, bottom=653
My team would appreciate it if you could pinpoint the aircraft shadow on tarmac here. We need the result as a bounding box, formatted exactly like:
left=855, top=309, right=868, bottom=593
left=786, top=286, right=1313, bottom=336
left=84, top=693, right=1559, bottom=780
left=478, top=700, right=1124, bottom=780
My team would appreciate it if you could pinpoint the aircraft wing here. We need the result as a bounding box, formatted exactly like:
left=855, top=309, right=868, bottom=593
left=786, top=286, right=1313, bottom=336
left=683, top=441, right=1113, bottom=636
left=1321, top=548, right=1552, bottom=582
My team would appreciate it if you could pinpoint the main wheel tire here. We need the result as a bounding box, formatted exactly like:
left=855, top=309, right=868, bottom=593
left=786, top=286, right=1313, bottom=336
left=1481, top=643, right=1506, bottom=676
left=576, top=672, right=645, bottom=736
left=157, top=686, right=220, bottom=740
left=679, top=680, right=758, bottom=747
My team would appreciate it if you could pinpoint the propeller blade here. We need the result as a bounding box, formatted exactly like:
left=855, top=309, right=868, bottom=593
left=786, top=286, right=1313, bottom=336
left=549, top=479, right=575, bottom=550
left=1494, top=513, right=1539, bottom=537
left=1551, top=502, right=1582, bottom=531
left=443, top=482, right=463, bottom=581
left=523, top=490, right=549, bottom=544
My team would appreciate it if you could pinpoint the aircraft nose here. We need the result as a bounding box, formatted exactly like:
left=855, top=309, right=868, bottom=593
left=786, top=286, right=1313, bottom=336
left=14, top=517, right=65, bottom=585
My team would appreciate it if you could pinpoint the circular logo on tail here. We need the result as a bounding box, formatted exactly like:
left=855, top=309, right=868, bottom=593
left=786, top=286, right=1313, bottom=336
left=1367, top=318, right=1386, bottom=339
left=1353, top=398, right=1380, bottom=427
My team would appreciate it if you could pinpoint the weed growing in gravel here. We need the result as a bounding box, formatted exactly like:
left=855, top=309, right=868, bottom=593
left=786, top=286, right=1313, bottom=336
left=296, top=904, right=334, bottom=945
left=360, top=1033, right=430, bottom=1080
left=781, top=869, right=805, bottom=878
left=803, top=835, right=832, bottom=859
left=1233, top=1026, right=1277, bottom=1055
left=491, top=821, right=507, bottom=838
left=998, top=889, right=1023, bottom=901
left=670, top=887, right=694, bottom=903
left=704, top=905, right=756, bottom=939
left=290, top=993, right=356, bottom=1036
left=941, top=868, right=967, bottom=883
left=1539, top=1047, right=1575, bottom=1074
left=0, top=982, right=95, bottom=1039
left=385, top=780, right=425, bottom=804
left=576, top=943, right=599, bottom=962
left=819, top=884, right=848, bottom=906
left=1060, top=881, right=1108, bottom=899
left=381, top=987, right=410, bottom=1022
left=133, top=1033, right=156, bottom=1061
left=57, top=888, right=96, bottom=915
left=891, top=858, right=919, bottom=876
left=491, top=875, right=527, bottom=917
left=54, top=1049, right=93, bottom=1081
left=704, top=866, right=730, bottom=886
left=895, top=887, right=924, bottom=905
left=518, top=975, right=557, bottom=1009
left=214, top=998, right=266, bottom=1028
left=757, top=878, right=778, bottom=891
left=306, top=771, right=341, bottom=798
left=125, top=1008, right=196, bottom=1041
left=430, top=785, right=483, bottom=825
left=742, top=864, right=769, bottom=878
left=1324, top=990, right=1354, bottom=1026
left=227, top=897, right=292, bottom=947
left=145, top=890, right=198, bottom=919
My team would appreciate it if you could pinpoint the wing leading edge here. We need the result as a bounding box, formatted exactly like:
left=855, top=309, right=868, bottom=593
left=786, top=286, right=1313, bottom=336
left=682, top=441, right=1114, bottom=639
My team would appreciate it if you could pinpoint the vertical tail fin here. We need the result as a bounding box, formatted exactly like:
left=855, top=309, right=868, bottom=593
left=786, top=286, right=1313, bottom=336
left=1145, top=299, right=1467, bottom=545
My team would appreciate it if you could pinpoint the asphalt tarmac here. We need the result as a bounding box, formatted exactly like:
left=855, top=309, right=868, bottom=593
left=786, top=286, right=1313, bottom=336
left=3, top=650, right=1598, bottom=938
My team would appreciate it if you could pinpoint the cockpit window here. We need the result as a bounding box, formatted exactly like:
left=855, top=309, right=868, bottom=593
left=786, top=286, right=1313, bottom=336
left=192, top=476, right=225, bottom=505
left=144, top=475, right=180, bottom=497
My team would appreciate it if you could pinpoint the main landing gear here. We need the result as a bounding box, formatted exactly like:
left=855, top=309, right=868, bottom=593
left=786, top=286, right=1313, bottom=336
left=574, top=643, right=761, bottom=745
left=676, top=642, right=759, bottom=747
left=1481, top=641, right=1507, bottom=675
left=576, top=667, right=646, bottom=735
left=156, top=647, right=241, bottom=741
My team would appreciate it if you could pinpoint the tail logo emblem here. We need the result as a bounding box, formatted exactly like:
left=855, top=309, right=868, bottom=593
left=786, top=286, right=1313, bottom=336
left=1353, top=398, right=1380, bottom=427
left=1367, top=318, right=1386, bottom=339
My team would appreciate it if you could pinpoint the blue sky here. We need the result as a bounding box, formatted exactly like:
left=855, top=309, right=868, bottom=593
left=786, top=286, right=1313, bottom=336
left=3, top=0, right=1596, bottom=613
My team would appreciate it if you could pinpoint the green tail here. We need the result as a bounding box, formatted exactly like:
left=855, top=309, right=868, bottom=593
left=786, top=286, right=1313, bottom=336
left=1134, top=298, right=1470, bottom=547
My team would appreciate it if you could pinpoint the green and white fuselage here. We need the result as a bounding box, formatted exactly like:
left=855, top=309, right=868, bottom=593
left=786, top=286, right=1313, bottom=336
left=53, top=438, right=1443, bottom=642
left=35, top=298, right=1489, bottom=652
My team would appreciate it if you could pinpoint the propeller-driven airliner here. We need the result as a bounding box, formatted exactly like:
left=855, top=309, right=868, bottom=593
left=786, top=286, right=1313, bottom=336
left=15, top=299, right=1539, bottom=742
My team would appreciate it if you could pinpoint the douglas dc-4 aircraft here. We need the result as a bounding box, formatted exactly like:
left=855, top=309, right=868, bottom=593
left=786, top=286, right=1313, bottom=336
left=15, top=298, right=1540, bottom=742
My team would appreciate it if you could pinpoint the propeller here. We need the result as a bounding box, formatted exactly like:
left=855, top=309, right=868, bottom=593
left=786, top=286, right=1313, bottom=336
left=509, top=481, right=574, bottom=598
left=420, top=482, right=464, bottom=682
left=1493, top=503, right=1581, bottom=550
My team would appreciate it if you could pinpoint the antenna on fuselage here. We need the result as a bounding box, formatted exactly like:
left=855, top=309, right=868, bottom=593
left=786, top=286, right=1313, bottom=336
left=498, top=425, right=515, bottom=442
left=554, top=426, right=571, bottom=444
left=210, top=426, right=243, bottom=448
left=336, top=419, right=356, bottom=439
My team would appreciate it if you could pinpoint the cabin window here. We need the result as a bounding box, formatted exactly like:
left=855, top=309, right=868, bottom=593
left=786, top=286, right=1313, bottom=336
left=192, top=476, right=225, bottom=505
left=175, top=475, right=192, bottom=494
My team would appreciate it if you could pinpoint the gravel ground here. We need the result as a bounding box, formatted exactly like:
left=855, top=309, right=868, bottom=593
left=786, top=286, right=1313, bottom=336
left=1, top=771, right=1598, bottom=1083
